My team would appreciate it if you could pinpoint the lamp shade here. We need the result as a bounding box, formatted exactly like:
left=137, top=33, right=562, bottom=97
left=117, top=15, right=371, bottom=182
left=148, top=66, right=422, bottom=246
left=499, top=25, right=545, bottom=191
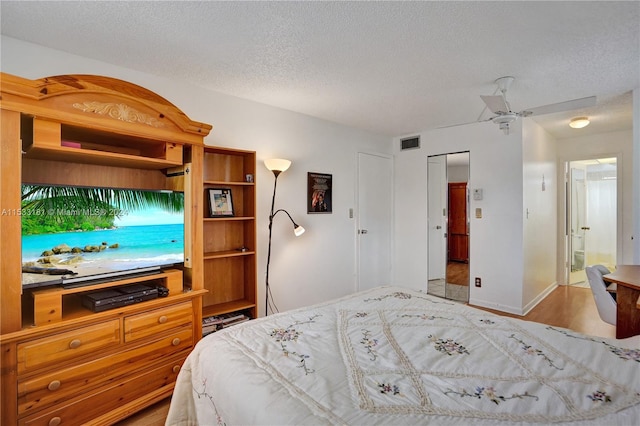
left=294, top=225, right=305, bottom=237
left=264, top=158, right=291, bottom=173
left=569, top=117, right=590, bottom=129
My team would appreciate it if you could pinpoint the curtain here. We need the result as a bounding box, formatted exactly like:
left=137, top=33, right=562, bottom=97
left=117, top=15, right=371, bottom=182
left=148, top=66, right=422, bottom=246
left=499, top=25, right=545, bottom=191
left=585, top=173, right=616, bottom=268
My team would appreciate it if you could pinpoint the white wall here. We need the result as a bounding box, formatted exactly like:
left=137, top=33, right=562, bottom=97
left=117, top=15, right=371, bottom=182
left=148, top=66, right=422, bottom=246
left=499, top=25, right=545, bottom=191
left=1, top=36, right=392, bottom=316
left=522, top=120, right=558, bottom=312
left=394, top=118, right=634, bottom=315
left=394, top=121, right=526, bottom=314
left=555, top=128, right=635, bottom=280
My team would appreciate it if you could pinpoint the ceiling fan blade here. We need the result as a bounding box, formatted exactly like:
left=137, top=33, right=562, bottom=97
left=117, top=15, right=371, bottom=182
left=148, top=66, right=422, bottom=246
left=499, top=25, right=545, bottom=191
left=521, top=96, right=596, bottom=117
left=436, top=118, right=492, bottom=130
left=480, top=95, right=509, bottom=114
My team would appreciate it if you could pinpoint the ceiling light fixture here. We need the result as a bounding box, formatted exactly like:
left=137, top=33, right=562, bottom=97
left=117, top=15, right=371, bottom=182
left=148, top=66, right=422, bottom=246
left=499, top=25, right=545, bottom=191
left=569, top=117, right=590, bottom=129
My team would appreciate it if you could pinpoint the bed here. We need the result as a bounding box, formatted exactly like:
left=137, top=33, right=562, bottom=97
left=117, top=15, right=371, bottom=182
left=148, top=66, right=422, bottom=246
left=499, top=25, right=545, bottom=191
left=166, top=286, right=640, bottom=425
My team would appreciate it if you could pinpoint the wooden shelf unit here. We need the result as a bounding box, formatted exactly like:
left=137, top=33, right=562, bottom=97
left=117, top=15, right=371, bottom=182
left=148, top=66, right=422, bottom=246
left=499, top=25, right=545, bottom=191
left=0, top=73, right=212, bottom=425
left=29, top=269, right=183, bottom=326
left=197, top=147, right=257, bottom=319
left=22, top=117, right=184, bottom=169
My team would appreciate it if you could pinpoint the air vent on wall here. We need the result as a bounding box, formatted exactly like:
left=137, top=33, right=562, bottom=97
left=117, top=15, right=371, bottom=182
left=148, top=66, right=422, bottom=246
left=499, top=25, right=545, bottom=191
left=400, top=136, right=420, bottom=150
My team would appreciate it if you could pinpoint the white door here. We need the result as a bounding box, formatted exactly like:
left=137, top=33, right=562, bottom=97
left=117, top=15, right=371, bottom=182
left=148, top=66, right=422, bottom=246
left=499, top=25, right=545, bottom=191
left=427, top=155, right=447, bottom=280
left=357, top=152, right=392, bottom=291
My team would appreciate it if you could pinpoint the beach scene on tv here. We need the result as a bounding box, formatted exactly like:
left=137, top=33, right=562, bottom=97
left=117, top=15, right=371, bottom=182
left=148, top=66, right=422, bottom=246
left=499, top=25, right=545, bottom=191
left=20, top=185, right=184, bottom=288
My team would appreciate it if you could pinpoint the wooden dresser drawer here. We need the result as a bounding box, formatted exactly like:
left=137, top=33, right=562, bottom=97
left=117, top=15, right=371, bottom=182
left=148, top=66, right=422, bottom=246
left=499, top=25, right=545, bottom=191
left=19, top=354, right=186, bottom=426
left=17, top=320, right=120, bottom=374
left=18, top=327, right=193, bottom=416
left=124, top=301, right=192, bottom=342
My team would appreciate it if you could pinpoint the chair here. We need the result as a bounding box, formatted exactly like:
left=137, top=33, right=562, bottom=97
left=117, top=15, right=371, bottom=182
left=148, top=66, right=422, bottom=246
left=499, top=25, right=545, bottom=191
left=585, top=265, right=617, bottom=326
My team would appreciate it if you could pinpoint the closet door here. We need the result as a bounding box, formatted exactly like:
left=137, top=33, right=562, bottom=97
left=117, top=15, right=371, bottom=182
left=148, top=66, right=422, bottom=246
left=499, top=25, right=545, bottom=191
left=357, top=152, right=393, bottom=291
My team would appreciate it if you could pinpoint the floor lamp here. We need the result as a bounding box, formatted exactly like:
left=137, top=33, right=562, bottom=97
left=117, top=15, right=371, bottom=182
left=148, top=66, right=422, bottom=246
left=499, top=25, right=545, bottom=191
left=264, top=158, right=305, bottom=315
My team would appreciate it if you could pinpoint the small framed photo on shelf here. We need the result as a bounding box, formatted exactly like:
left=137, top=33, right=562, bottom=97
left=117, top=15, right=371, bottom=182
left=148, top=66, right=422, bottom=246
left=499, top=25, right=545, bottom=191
left=208, top=188, right=234, bottom=217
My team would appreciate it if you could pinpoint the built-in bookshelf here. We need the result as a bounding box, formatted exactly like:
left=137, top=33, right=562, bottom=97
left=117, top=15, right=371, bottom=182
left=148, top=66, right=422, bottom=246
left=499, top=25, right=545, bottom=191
left=202, top=312, right=250, bottom=336
left=198, top=147, right=257, bottom=320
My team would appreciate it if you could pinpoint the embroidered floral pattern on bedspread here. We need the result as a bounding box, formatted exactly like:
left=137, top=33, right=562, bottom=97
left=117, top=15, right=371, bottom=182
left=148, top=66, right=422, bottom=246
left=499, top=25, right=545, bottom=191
left=360, top=329, right=379, bottom=361
left=188, top=373, right=226, bottom=426
left=548, top=326, right=640, bottom=363
left=269, top=315, right=321, bottom=375
left=509, top=334, right=564, bottom=370
left=378, top=382, right=401, bottom=395
left=588, top=390, right=612, bottom=403
left=444, top=386, right=539, bottom=405
left=190, top=287, right=640, bottom=425
left=401, top=313, right=453, bottom=321
left=364, top=291, right=454, bottom=304
left=336, top=290, right=640, bottom=422
left=609, top=346, right=640, bottom=362
left=427, top=334, right=470, bottom=356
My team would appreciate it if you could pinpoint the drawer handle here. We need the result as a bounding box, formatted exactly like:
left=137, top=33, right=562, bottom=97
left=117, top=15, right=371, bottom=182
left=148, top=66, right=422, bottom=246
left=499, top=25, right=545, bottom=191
left=171, top=337, right=181, bottom=346
left=158, top=315, right=168, bottom=324
left=172, top=365, right=181, bottom=374
left=48, top=380, right=61, bottom=391
left=48, top=417, right=62, bottom=426
left=68, top=339, right=82, bottom=349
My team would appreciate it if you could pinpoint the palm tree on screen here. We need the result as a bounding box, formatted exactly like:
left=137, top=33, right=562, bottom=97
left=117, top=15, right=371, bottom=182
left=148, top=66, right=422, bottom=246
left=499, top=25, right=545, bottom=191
left=21, top=185, right=183, bottom=213
left=21, top=185, right=183, bottom=234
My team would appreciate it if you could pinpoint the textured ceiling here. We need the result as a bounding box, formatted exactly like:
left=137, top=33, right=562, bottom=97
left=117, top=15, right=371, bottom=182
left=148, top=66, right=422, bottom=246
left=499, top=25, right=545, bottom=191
left=1, top=1, right=638, bottom=138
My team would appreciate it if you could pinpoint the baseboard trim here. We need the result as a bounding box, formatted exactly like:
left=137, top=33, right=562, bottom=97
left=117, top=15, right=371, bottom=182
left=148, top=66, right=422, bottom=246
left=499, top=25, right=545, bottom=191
left=522, top=281, right=558, bottom=316
left=467, top=298, right=524, bottom=316
left=468, top=281, right=558, bottom=316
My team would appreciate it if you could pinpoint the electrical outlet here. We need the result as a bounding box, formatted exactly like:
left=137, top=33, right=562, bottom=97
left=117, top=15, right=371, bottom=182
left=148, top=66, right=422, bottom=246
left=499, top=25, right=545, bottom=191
left=475, top=277, right=481, bottom=287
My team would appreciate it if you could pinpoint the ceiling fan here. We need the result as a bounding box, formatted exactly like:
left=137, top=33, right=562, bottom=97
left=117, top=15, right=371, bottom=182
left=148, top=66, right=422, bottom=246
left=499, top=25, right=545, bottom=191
left=446, top=76, right=596, bottom=135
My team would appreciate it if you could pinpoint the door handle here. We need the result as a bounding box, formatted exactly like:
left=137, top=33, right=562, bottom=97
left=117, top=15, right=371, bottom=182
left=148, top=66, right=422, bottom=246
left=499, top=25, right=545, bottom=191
left=581, top=227, right=591, bottom=230
left=359, top=229, right=368, bottom=234
left=436, top=225, right=442, bottom=229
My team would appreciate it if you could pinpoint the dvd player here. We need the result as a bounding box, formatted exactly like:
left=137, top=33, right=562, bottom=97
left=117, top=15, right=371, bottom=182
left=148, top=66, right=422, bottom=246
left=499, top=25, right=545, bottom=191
left=81, top=284, right=158, bottom=312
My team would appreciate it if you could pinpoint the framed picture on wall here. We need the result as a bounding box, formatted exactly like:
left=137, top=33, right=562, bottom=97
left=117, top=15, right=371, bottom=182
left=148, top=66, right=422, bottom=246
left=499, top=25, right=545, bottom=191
left=307, top=172, right=332, bottom=214
left=208, top=188, right=234, bottom=217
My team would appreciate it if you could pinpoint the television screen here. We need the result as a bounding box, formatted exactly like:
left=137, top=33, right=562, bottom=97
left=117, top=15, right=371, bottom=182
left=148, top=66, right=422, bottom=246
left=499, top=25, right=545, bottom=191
left=21, top=185, right=184, bottom=289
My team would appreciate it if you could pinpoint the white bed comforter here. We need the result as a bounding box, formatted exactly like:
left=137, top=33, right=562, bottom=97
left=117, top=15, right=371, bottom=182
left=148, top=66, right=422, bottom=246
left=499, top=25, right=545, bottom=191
left=166, top=286, right=640, bottom=425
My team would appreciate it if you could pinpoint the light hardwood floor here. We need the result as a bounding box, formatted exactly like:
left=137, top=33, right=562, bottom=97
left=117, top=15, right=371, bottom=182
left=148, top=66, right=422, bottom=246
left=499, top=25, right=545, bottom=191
left=446, top=261, right=469, bottom=286
left=116, top=284, right=615, bottom=426
left=472, top=284, right=616, bottom=339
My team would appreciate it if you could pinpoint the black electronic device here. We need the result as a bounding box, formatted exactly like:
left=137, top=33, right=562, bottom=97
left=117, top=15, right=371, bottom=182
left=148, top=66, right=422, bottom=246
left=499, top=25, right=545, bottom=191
left=81, top=284, right=158, bottom=312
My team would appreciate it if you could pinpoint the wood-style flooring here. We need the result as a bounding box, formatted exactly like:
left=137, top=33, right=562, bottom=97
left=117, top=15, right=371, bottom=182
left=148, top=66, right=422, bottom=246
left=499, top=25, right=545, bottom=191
left=116, top=285, right=615, bottom=426
left=472, top=284, right=615, bottom=339
left=446, top=261, right=469, bottom=286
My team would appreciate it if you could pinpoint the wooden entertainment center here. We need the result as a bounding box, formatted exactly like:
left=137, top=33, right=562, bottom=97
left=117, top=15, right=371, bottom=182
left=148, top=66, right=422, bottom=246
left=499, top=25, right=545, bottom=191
left=0, top=73, right=257, bottom=424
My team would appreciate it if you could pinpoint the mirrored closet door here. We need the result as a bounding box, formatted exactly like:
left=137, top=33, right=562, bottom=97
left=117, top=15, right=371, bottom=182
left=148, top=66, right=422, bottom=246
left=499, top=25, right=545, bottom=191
left=427, top=152, right=470, bottom=302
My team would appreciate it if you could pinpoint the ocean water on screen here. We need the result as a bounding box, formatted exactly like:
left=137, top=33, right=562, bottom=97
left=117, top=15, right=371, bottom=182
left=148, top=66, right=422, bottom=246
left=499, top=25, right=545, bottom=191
left=22, top=224, right=184, bottom=269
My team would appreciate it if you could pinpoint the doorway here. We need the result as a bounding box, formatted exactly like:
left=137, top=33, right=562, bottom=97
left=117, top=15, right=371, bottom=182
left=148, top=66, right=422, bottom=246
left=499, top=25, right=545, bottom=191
left=427, top=152, right=470, bottom=302
left=357, top=152, right=393, bottom=291
left=567, top=157, right=617, bottom=285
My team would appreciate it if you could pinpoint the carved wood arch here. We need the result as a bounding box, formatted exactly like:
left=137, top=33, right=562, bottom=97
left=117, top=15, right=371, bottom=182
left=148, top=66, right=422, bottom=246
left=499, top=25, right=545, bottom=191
left=0, top=73, right=212, bottom=143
